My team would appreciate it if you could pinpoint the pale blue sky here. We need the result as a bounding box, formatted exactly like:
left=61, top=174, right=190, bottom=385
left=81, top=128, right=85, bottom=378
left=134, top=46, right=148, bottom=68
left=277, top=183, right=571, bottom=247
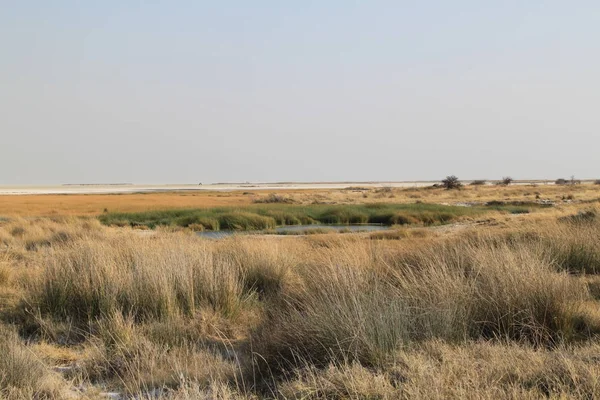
left=1, top=1, right=599, bottom=184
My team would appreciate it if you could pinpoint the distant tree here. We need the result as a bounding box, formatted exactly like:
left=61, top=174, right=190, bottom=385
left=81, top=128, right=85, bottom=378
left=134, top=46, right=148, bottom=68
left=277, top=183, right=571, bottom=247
left=555, top=178, right=568, bottom=185
left=499, top=176, right=513, bottom=186
left=441, top=175, right=462, bottom=190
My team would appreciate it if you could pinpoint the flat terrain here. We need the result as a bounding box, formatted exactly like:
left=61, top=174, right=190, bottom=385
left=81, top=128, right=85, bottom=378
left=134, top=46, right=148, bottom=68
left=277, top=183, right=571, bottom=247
left=0, top=180, right=590, bottom=195
left=0, top=192, right=254, bottom=216
left=0, top=182, right=438, bottom=195
left=1, top=181, right=598, bottom=217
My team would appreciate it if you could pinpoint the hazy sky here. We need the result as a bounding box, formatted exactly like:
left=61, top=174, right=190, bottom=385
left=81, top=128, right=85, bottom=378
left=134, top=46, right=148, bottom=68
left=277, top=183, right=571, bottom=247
left=1, top=1, right=599, bottom=184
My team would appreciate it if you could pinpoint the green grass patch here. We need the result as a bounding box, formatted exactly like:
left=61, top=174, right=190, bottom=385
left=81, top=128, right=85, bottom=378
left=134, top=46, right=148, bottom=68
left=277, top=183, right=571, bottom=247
left=485, top=201, right=553, bottom=214
left=218, top=212, right=276, bottom=230
left=98, top=203, right=529, bottom=231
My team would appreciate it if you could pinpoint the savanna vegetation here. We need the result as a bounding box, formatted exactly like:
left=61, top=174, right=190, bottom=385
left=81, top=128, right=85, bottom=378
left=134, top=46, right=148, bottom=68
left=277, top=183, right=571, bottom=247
left=2, top=180, right=599, bottom=217
left=1, top=184, right=600, bottom=398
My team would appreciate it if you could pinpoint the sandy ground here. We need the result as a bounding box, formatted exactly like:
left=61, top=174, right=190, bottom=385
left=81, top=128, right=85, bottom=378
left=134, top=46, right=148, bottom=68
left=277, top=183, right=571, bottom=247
left=0, top=180, right=566, bottom=195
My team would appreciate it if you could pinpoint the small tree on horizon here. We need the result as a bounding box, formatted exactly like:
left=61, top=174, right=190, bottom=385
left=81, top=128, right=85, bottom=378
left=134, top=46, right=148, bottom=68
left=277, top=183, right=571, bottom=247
left=500, top=176, right=513, bottom=186
left=442, top=175, right=462, bottom=190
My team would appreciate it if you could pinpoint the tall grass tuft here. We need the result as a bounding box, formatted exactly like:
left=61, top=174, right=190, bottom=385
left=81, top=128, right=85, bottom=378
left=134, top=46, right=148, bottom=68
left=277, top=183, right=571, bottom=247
left=216, top=239, right=300, bottom=299
left=0, top=326, right=65, bottom=398
left=83, top=313, right=237, bottom=394
left=30, top=235, right=246, bottom=322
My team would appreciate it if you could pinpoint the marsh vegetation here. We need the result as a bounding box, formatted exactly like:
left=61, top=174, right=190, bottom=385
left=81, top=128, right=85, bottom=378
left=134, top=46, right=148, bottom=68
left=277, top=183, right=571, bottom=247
left=98, top=202, right=545, bottom=232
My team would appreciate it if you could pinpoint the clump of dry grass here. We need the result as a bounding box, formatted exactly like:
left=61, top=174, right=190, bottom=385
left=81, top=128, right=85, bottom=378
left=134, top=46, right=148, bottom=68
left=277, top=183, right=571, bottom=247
left=165, top=382, right=251, bottom=400
left=277, top=360, right=398, bottom=399
left=216, top=239, right=302, bottom=299
left=252, top=193, right=295, bottom=204
left=0, top=325, right=67, bottom=399
left=0, top=217, right=104, bottom=253
left=16, top=227, right=306, bottom=337
left=549, top=213, right=600, bottom=273
left=29, top=235, right=247, bottom=322
left=81, top=313, right=238, bottom=395
left=465, top=211, right=600, bottom=274
left=0, top=260, right=11, bottom=288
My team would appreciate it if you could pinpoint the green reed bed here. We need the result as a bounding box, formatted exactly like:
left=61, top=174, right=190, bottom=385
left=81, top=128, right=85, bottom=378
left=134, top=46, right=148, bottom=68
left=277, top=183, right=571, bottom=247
left=99, top=202, right=543, bottom=231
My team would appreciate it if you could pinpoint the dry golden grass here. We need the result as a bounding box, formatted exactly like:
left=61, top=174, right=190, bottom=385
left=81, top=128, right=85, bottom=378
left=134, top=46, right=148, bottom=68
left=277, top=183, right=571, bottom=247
left=1, top=207, right=600, bottom=398
left=287, top=183, right=600, bottom=207
left=0, top=191, right=254, bottom=217
left=0, top=325, right=69, bottom=399
left=1, top=183, right=599, bottom=217
left=279, top=340, right=600, bottom=399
